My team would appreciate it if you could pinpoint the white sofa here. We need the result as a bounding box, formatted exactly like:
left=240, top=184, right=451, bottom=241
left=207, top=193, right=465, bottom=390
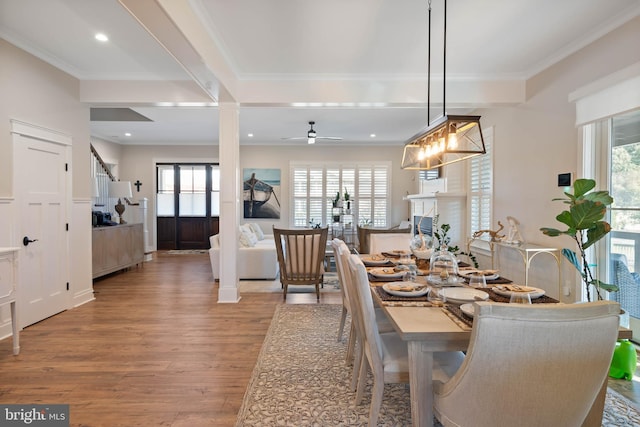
left=209, top=223, right=279, bottom=280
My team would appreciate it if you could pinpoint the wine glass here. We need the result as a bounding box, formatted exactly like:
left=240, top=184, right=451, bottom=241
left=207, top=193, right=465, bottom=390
left=509, top=292, right=532, bottom=304
left=468, top=273, right=487, bottom=289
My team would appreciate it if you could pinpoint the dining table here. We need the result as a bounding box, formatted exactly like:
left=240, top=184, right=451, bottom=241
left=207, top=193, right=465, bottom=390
left=364, top=253, right=632, bottom=427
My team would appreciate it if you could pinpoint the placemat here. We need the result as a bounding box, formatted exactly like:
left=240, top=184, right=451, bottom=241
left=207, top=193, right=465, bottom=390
left=372, top=286, right=435, bottom=307
left=363, top=260, right=396, bottom=267
left=484, top=288, right=559, bottom=304
left=368, top=273, right=405, bottom=282
left=443, top=305, right=473, bottom=330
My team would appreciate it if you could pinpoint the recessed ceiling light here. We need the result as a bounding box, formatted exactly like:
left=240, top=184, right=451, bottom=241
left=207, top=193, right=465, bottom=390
left=124, top=132, right=131, bottom=137
left=247, top=133, right=254, bottom=137
left=370, top=134, right=377, bottom=138
left=95, top=33, right=109, bottom=42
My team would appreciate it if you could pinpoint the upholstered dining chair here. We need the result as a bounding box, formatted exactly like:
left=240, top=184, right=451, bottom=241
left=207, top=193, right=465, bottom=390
left=331, top=239, right=394, bottom=392
left=347, top=254, right=464, bottom=426
left=273, top=227, right=328, bottom=300
left=368, top=233, right=412, bottom=255
left=433, top=300, right=621, bottom=427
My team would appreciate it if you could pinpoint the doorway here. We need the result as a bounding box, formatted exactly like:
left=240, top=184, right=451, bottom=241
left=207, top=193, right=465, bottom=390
left=156, top=163, right=220, bottom=250
left=607, top=109, right=640, bottom=343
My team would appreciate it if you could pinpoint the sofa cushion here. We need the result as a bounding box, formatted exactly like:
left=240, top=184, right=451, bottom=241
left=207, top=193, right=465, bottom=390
left=239, top=229, right=258, bottom=247
left=248, top=222, right=265, bottom=240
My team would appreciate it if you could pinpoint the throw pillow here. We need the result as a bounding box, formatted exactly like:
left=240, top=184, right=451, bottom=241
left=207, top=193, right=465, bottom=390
left=239, top=230, right=258, bottom=248
left=248, top=223, right=265, bottom=240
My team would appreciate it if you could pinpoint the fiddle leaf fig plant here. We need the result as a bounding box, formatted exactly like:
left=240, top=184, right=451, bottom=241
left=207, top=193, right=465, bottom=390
left=540, top=178, right=616, bottom=301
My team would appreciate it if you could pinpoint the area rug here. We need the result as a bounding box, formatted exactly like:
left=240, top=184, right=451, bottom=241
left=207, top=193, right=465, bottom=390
left=236, top=304, right=640, bottom=426
left=166, top=249, right=209, bottom=254
left=237, top=273, right=340, bottom=294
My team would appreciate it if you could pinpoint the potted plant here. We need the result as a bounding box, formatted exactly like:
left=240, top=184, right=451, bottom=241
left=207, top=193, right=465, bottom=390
left=540, top=178, right=617, bottom=301
left=333, top=191, right=342, bottom=208
left=432, top=215, right=479, bottom=268
left=343, top=188, right=351, bottom=210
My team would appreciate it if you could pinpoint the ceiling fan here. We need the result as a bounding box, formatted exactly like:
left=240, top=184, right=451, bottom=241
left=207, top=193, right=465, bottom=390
left=282, top=121, right=343, bottom=144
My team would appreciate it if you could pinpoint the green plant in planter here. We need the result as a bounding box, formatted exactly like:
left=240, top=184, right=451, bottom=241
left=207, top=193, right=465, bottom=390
left=432, top=215, right=479, bottom=268
left=343, top=188, right=350, bottom=201
left=540, top=178, right=617, bottom=301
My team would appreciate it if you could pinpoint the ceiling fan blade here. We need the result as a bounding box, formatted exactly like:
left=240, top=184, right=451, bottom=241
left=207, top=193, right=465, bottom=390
left=316, top=137, right=343, bottom=141
left=280, top=136, right=308, bottom=140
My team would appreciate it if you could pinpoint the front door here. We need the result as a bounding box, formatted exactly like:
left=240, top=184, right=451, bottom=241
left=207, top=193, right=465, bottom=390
left=13, top=127, right=69, bottom=327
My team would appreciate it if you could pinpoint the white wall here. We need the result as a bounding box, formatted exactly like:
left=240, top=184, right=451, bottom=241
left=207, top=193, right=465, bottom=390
left=475, top=15, right=640, bottom=301
left=114, top=143, right=416, bottom=249
left=0, top=39, right=94, bottom=331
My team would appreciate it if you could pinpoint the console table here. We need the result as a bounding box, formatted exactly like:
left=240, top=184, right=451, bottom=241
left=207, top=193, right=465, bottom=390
left=468, top=238, right=562, bottom=299
left=92, top=223, right=144, bottom=279
left=0, top=247, right=20, bottom=355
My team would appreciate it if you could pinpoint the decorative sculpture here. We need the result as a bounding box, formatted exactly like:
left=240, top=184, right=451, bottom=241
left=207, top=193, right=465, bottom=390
left=504, top=216, right=524, bottom=245
left=472, top=221, right=505, bottom=242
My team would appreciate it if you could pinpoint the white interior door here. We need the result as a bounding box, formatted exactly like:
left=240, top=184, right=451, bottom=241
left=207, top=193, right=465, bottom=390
left=14, top=131, right=70, bottom=328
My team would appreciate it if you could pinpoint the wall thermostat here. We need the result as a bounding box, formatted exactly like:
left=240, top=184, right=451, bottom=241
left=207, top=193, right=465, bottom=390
left=558, top=173, right=571, bottom=187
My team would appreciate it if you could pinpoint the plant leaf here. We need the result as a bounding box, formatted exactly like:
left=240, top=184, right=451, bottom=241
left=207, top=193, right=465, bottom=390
left=540, top=227, right=564, bottom=237
left=555, top=211, right=575, bottom=228
left=573, top=179, right=595, bottom=198
left=569, top=200, right=607, bottom=230
left=592, top=279, right=618, bottom=293
left=583, top=221, right=612, bottom=249
left=583, top=190, right=613, bottom=206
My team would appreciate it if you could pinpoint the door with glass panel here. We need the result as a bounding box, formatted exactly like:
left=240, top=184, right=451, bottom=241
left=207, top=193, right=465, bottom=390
left=608, top=109, right=640, bottom=343
left=156, top=163, right=220, bottom=250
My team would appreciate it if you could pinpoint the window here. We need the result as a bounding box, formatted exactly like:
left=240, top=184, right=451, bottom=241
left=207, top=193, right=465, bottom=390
left=156, top=163, right=220, bottom=217
left=291, top=162, right=390, bottom=227
left=468, top=126, right=493, bottom=234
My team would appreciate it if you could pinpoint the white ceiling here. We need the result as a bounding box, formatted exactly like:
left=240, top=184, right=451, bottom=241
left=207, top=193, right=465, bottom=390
left=1, top=0, right=639, bottom=146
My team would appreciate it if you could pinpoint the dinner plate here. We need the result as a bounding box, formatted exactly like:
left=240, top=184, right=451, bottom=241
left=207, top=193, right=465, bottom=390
left=458, top=269, right=500, bottom=281
left=460, top=303, right=475, bottom=318
left=442, top=288, right=489, bottom=304
left=361, top=256, right=391, bottom=266
left=493, top=285, right=546, bottom=299
left=369, top=267, right=406, bottom=279
left=382, top=283, right=430, bottom=297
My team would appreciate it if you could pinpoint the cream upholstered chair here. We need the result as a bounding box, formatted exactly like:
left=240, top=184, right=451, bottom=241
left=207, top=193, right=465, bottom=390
left=273, top=227, right=328, bottom=300
left=433, top=300, right=621, bottom=427
left=368, top=233, right=412, bottom=254
left=347, top=254, right=464, bottom=426
left=331, top=239, right=394, bottom=391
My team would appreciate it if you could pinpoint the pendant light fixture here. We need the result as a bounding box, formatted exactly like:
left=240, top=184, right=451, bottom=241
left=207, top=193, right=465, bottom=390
left=401, top=0, right=485, bottom=170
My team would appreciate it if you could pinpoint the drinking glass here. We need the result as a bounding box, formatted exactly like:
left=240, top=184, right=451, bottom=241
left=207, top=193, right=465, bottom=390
left=509, top=292, right=532, bottom=304
left=468, top=273, right=487, bottom=288
left=428, top=287, right=447, bottom=304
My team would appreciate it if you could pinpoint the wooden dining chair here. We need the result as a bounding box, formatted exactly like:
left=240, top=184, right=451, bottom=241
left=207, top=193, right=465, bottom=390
left=347, top=254, right=464, bottom=426
left=433, top=300, right=621, bottom=427
left=273, top=227, right=328, bottom=300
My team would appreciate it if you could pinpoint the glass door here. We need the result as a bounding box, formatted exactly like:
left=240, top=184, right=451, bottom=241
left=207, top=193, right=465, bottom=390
left=608, top=109, right=640, bottom=343
left=156, top=163, right=220, bottom=250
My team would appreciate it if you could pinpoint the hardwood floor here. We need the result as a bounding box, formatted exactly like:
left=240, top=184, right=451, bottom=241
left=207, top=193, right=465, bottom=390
left=1, top=252, right=638, bottom=426
left=0, top=252, right=340, bottom=427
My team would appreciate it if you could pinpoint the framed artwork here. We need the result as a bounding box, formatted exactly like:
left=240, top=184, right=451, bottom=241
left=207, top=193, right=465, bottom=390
left=243, top=168, right=281, bottom=219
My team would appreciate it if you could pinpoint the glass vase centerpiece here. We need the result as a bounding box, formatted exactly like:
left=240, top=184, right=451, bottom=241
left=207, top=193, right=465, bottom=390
left=410, top=233, right=433, bottom=260
left=428, top=245, right=459, bottom=286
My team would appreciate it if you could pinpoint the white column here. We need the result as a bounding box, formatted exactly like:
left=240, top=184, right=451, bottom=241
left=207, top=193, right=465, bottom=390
left=217, top=102, right=241, bottom=303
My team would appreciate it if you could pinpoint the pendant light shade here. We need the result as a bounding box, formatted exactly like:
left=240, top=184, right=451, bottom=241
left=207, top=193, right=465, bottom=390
left=402, top=0, right=485, bottom=171
left=401, top=114, right=485, bottom=170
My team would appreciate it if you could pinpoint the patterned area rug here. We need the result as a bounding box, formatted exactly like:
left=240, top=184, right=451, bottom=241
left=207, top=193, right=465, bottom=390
left=236, top=304, right=640, bottom=426
left=237, top=273, right=340, bottom=293
left=166, top=249, right=209, bottom=254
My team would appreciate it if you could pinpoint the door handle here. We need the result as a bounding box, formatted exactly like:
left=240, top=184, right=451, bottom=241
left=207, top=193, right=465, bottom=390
left=23, top=236, right=38, bottom=246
